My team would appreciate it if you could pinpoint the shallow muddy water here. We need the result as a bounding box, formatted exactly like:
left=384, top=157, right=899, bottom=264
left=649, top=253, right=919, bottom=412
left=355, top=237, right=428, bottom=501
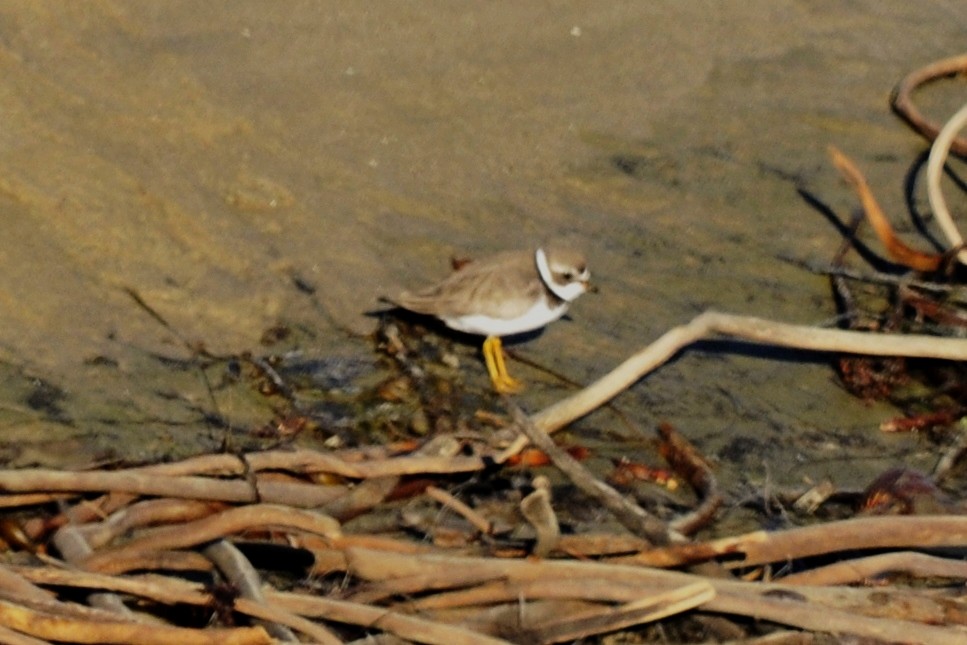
left=0, top=1, right=965, bottom=505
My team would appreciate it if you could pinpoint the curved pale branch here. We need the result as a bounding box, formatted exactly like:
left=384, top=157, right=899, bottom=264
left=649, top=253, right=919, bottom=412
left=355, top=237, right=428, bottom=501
left=926, top=101, right=967, bottom=265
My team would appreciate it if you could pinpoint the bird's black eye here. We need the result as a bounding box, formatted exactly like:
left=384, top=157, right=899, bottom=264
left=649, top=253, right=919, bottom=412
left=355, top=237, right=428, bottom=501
left=561, top=271, right=573, bottom=280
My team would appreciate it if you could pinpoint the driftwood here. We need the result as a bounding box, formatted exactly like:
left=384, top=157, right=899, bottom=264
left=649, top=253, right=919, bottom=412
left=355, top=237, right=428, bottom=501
left=497, top=309, right=967, bottom=463
left=0, top=442, right=965, bottom=644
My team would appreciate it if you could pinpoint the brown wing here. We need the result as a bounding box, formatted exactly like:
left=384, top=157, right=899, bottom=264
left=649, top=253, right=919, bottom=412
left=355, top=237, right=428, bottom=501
left=396, top=250, right=543, bottom=320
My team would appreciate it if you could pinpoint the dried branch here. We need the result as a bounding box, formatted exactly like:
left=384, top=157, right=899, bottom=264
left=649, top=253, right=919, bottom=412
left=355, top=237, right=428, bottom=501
left=52, top=523, right=135, bottom=618
left=891, top=53, right=967, bottom=157
left=828, top=145, right=944, bottom=271
left=498, top=310, right=967, bottom=461
left=658, top=423, right=722, bottom=535
left=425, top=486, right=493, bottom=535
left=344, top=547, right=967, bottom=643
left=778, top=551, right=967, bottom=586
left=505, top=399, right=671, bottom=545
left=926, top=100, right=967, bottom=265
left=526, top=581, right=715, bottom=644
left=0, top=594, right=270, bottom=645
left=76, top=499, right=225, bottom=550
left=203, top=540, right=300, bottom=643
left=0, top=468, right=350, bottom=507
left=621, top=515, right=967, bottom=569
left=267, top=590, right=517, bottom=645
left=81, top=505, right=340, bottom=574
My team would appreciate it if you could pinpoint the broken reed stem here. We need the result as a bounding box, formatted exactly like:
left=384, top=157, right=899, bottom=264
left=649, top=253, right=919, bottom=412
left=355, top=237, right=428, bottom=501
left=926, top=100, right=967, bottom=266
left=499, top=310, right=967, bottom=461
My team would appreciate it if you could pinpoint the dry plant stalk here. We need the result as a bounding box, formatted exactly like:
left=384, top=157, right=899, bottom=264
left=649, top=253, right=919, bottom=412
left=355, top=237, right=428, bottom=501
left=203, top=540, right=300, bottom=643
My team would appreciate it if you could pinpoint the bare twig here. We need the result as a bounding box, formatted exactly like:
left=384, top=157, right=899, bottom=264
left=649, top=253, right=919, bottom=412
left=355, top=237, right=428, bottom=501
left=891, top=53, right=967, bottom=156
left=658, top=423, right=722, bottom=536
left=425, top=486, right=492, bottom=535
left=504, top=399, right=671, bottom=545
left=783, top=255, right=965, bottom=294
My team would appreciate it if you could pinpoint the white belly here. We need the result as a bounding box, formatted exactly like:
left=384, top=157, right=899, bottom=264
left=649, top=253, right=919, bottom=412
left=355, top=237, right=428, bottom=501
left=442, top=300, right=569, bottom=337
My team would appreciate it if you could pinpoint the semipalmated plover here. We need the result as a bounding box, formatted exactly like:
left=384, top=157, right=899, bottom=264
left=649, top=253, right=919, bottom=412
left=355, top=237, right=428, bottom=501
left=394, top=247, right=591, bottom=393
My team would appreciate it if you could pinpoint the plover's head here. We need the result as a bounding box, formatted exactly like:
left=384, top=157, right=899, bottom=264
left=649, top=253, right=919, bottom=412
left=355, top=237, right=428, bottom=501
left=536, top=247, right=591, bottom=302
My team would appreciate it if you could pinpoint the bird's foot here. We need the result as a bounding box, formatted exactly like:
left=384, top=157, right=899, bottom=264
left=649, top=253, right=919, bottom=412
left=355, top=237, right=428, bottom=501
left=483, top=336, right=524, bottom=394
left=492, top=373, right=524, bottom=394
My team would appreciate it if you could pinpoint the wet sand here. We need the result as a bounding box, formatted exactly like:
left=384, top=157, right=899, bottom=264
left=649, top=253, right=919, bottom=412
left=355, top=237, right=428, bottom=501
left=0, top=1, right=965, bottom=492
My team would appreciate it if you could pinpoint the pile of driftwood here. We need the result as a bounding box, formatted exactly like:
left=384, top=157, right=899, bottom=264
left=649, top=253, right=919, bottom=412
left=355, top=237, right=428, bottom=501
left=1, top=438, right=967, bottom=644
left=0, top=55, right=965, bottom=644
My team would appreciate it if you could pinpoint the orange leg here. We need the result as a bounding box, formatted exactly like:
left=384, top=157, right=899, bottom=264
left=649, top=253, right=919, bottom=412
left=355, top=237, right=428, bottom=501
left=483, top=336, right=523, bottom=393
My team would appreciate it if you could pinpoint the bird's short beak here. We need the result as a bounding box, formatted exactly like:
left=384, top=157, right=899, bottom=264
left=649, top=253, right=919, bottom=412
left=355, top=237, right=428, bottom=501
left=584, top=281, right=598, bottom=294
